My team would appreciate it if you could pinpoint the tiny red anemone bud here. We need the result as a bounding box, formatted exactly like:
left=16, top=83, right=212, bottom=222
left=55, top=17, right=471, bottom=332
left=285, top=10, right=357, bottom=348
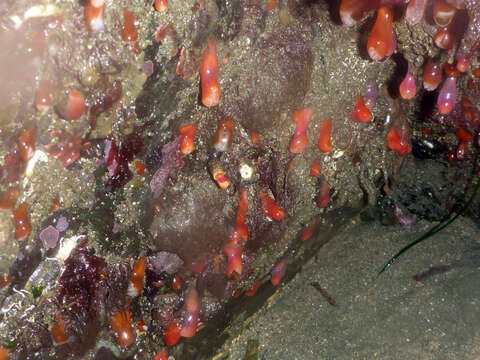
left=180, top=288, right=200, bottom=338
left=135, top=160, right=146, bottom=175
left=110, top=309, right=135, bottom=347
left=367, top=7, right=394, bottom=62
left=137, top=319, right=148, bottom=332
left=154, top=0, right=168, bottom=12
left=165, top=322, right=181, bottom=346
left=128, top=256, right=146, bottom=298
left=212, top=117, right=234, bottom=152
left=250, top=130, right=260, bottom=145
left=423, top=59, right=442, bottom=91
left=0, top=274, right=11, bottom=289
left=0, top=347, right=8, bottom=360
left=188, top=258, right=205, bottom=274
left=456, top=140, right=466, bottom=160
left=434, top=27, right=454, bottom=49
left=171, top=274, right=182, bottom=291
left=473, top=68, right=480, bottom=78
left=437, top=77, right=456, bottom=115
left=266, top=0, right=276, bottom=10
left=51, top=313, right=70, bottom=346
left=339, top=0, right=371, bottom=26
left=209, top=160, right=230, bottom=189
left=351, top=96, right=372, bottom=123
left=50, top=195, right=61, bottom=212
left=18, top=126, right=37, bottom=162
left=455, top=54, right=469, bottom=73
left=467, top=78, right=474, bottom=89
left=317, top=119, right=333, bottom=153
left=447, top=150, right=456, bottom=162
left=461, top=95, right=471, bottom=107
left=399, top=62, right=416, bottom=100
left=443, top=62, right=459, bottom=78
left=59, top=89, right=86, bottom=120
left=199, top=37, right=220, bottom=107
left=386, top=126, right=412, bottom=155
left=13, top=203, right=32, bottom=241
left=300, top=217, right=320, bottom=242
left=421, top=127, right=431, bottom=135
left=214, top=171, right=230, bottom=190
left=433, top=0, right=456, bottom=27
left=36, top=80, right=51, bottom=113
left=122, top=9, right=138, bottom=42
left=259, top=190, right=286, bottom=221
left=289, top=107, right=312, bottom=153
left=364, top=80, right=378, bottom=109
left=245, top=281, right=260, bottom=296
left=463, top=108, right=476, bottom=122
left=179, top=123, right=198, bottom=155
left=154, top=350, right=169, bottom=360
left=270, top=259, right=286, bottom=286
left=85, top=1, right=104, bottom=32
left=317, top=180, right=330, bottom=208
left=406, top=0, right=427, bottom=25
left=0, top=187, right=19, bottom=211
left=223, top=243, right=243, bottom=279
left=455, top=127, right=473, bottom=142
left=309, top=159, right=322, bottom=177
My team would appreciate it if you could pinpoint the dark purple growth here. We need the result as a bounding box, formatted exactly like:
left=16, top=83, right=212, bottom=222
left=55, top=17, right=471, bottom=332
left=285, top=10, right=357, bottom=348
left=57, top=238, right=106, bottom=322
left=412, top=265, right=452, bottom=282
left=150, top=137, right=184, bottom=198
left=104, top=131, right=144, bottom=191
left=89, top=80, right=122, bottom=130
left=148, top=251, right=184, bottom=275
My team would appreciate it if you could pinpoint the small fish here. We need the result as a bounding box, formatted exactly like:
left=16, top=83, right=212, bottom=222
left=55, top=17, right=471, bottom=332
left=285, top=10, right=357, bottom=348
left=310, top=282, right=337, bottom=307
left=412, top=264, right=451, bottom=282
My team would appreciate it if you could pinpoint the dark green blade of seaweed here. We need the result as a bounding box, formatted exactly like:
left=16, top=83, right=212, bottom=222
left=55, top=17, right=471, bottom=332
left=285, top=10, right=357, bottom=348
left=377, top=176, right=480, bottom=277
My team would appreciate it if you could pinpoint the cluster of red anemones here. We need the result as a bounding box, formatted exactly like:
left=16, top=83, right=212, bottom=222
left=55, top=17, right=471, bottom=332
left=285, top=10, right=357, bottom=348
left=3, top=0, right=477, bottom=356
left=340, top=0, right=480, bottom=161
left=0, top=146, right=33, bottom=242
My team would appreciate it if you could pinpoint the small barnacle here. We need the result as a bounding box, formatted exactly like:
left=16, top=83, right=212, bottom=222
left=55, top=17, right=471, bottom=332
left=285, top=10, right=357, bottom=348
left=239, top=163, right=253, bottom=180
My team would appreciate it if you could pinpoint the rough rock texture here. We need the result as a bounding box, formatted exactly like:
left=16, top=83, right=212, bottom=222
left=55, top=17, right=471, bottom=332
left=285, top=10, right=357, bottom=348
left=222, top=217, right=480, bottom=359
left=0, top=0, right=479, bottom=359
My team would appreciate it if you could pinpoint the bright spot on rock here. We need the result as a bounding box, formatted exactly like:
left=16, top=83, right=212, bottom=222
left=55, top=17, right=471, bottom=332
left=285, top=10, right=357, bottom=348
left=26, top=150, right=48, bottom=178
left=239, top=164, right=253, bottom=180
left=56, top=235, right=82, bottom=262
